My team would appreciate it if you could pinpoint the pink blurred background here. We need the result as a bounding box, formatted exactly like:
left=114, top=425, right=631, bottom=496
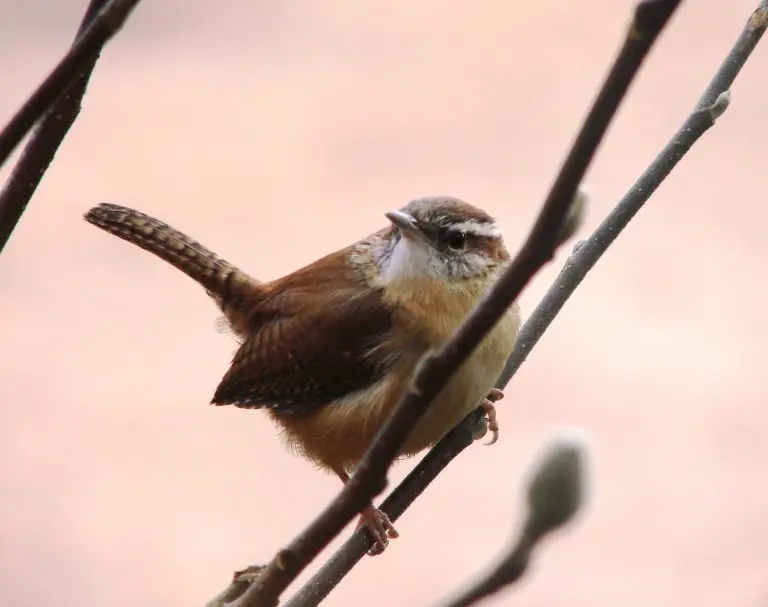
left=1, top=1, right=767, bottom=605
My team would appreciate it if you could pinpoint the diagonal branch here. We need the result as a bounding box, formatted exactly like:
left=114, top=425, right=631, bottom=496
left=280, top=411, right=485, bottom=607
left=231, top=1, right=683, bottom=605
left=497, top=0, right=768, bottom=386
left=0, top=0, right=144, bottom=253
left=281, top=2, right=768, bottom=605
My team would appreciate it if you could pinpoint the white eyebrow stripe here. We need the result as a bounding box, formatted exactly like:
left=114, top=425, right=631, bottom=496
left=449, top=221, right=501, bottom=238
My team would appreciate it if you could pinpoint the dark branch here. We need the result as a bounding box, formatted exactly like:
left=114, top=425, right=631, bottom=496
left=233, top=2, right=683, bottom=605
left=281, top=410, right=484, bottom=607
left=0, top=0, right=144, bottom=253
left=283, top=2, right=768, bottom=604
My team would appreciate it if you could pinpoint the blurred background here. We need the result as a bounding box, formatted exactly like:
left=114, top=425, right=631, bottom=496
left=1, top=1, right=767, bottom=605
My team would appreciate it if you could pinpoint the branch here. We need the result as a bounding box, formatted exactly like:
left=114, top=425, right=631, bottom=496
left=278, top=3, right=768, bottom=604
left=0, top=0, right=144, bottom=253
left=497, top=0, right=768, bottom=386
left=207, top=410, right=483, bottom=607
left=231, top=2, right=682, bottom=605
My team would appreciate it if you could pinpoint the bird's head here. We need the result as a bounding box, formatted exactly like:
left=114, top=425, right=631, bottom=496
left=376, top=196, right=510, bottom=286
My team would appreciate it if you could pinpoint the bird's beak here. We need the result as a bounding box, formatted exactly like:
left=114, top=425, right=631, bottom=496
left=385, top=211, right=431, bottom=245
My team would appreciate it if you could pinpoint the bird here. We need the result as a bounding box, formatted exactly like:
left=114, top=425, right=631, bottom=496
left=83, top=196, right=521, bottom=554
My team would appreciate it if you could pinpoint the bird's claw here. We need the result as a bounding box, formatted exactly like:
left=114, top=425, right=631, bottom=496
left=472, top=387, right=503, bottom=445
left=358, top=505, right=399, bottom=556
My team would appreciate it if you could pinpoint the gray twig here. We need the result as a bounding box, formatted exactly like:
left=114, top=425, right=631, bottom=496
left=206, top=566, right=268, bottom=607
left=498, top=1, right=767, bottom=386
left=440, top=429, right=591, bottom=607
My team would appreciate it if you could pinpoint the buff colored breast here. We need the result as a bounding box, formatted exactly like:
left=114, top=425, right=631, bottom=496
left=386, top=275, right=521, bottom=456
left=271, top=275, right=520, bottom=472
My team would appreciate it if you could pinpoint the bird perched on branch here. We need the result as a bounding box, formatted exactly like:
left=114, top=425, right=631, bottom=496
left=84, top=196, right=520, bottom=554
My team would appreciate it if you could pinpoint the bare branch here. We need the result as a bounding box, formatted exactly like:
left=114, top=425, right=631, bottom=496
left=440, top=429, right=591, bottom=607
left=0, top=0, right=144, bottom=253
left=293, top=2, right=766, bottom=601
left=281, top=410, right=484, bottom=607
left=233, top=2, right=682, bottom=605
left=497, top=0, right=768, bottom=387
left=282, top=0, right=768, bottom=603
left=280, top=185, right=586, bottom=607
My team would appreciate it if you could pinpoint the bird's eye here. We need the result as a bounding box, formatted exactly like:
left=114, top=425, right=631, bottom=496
left=445, top=230, right=467, bottom=250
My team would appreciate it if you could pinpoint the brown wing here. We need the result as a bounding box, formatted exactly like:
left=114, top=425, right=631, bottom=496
left=211, top=250, right=396, bottom=414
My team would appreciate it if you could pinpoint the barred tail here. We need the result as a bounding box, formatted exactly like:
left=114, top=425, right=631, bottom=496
left=84, top=203, right=260, bottom=335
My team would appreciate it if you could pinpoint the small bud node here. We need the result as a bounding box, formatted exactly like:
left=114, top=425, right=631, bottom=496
left=708, top=90, right=731, bottom=121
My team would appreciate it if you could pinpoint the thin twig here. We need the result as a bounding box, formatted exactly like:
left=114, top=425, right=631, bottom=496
left=497, top=0, right=768, bottom=387
left=442, top=542, right=531, bottom=607
left=233, top=2, right=682, bottom=605
left=0, top=0, right=144, bottom=253
left=282, top=3, right=768, bottom=604
left=202, top=409, right=475, bottom=607
left=440, top=429, right=591, bottom=607
left=207, top=566, right=268, bottom=607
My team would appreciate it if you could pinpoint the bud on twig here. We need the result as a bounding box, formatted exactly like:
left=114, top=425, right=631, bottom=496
left=440, top=428, right=591, bottom=607
left=522, top=427, right=591, bottom=543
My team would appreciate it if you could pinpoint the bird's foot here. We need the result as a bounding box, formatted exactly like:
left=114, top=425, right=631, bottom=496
left=357, top=504, right=399, bottom=556
left=472, top=387, right=504, bottom=445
